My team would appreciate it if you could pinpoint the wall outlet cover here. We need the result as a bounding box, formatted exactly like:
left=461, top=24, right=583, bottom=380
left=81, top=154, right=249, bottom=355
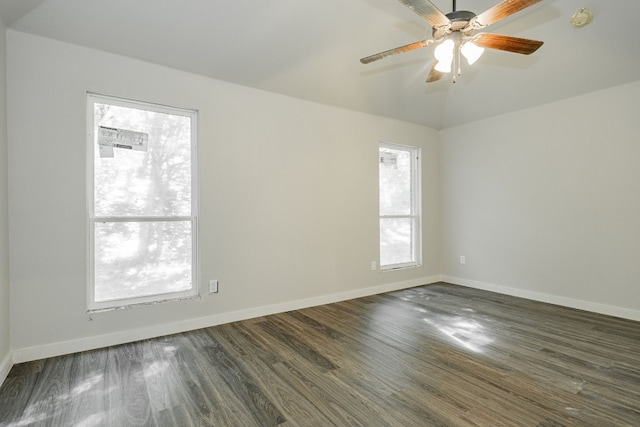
left=209, top=279, right=219, bottom=293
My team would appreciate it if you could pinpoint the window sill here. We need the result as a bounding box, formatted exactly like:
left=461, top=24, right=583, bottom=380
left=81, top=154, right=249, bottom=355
left=87, top=294, right=201, bottom=314
left=380, top=263, right=422, bottom=272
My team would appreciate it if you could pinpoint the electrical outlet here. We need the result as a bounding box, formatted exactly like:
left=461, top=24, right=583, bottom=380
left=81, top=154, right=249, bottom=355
left=209, top=279, right=219, bottom=293
left=460, top=256, right=466, bottom=265
left=371, top=261, right=377, bottom=271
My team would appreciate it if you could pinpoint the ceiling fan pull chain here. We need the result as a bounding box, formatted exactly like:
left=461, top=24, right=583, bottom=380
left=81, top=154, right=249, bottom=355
left=457, top=41, right=462, bottom=77
left=452, top=44, right=458, bottom=83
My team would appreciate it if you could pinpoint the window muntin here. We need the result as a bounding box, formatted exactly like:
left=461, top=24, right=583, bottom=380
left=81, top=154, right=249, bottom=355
left=88, top=94, right=198, bottom=310
left=379, top=142, right=421, bottom=270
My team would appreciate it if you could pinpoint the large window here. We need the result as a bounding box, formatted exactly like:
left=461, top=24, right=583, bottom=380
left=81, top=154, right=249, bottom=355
left=87, top=94, right=198, bottom=310
left=379, top=142, right=421, bottom=270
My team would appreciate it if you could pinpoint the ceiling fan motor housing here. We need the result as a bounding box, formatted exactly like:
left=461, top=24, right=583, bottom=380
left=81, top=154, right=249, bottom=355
left=447, top=10, right=476, bottom=23
left=433, top=10, right=477, bottom=37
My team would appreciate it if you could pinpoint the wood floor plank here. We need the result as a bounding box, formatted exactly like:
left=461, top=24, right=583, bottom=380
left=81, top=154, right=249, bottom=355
left=256, top=319, right=338, bottom=372
left=270, top=357, right=389, bottom=426
left=170, top=343, right=260, bottom=426
left=198, top=343, right=286, bottom=426
left=210, top=324, right=338, bottom=427
left=63, top=348, right=110, bottom=426
left=0, top=372, right=41, bottom=424
left=12, top=355, right=75, bottom=426
left=2, top=282, right=640, bottom=426
left=104, top=342, right=155, bottom=426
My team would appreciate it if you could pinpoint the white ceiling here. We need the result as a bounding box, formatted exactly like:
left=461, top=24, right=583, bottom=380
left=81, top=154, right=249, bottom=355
left=2, top=0, right=639, bottom=129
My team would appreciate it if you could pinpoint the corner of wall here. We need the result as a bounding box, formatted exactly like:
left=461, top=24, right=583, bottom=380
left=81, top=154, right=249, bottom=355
left=0, top=16, right=13, bottom=386
left=0, top=351, right=12, bottom=386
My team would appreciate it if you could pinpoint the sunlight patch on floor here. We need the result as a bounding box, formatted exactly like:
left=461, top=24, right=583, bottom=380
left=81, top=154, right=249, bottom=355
left=424, top=316, right=494, bottom=353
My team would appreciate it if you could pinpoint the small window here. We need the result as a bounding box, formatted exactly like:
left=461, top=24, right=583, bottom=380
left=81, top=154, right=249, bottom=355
left=379, top=142, right=421, bottom=270
left=87, top=94, right=198, bottom=310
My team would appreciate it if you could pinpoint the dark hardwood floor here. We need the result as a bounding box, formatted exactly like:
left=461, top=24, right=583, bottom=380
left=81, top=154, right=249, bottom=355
left=1, top=283, right=640, bottom=426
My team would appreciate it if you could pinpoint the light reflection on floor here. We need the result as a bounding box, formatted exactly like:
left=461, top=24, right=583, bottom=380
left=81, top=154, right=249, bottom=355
left=423, top=314, right=494, bottom=353
left=391, top=289, right=495, bottom=354
left=4, top=343, right=183, bottom=427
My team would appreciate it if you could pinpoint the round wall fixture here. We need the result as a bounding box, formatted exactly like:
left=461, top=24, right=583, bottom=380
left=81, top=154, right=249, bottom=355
left=571, top=8, right=593, bottom=28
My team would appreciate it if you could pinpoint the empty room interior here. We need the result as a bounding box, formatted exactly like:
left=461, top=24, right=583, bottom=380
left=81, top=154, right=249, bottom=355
left=1, top=0, right=640, bottom=425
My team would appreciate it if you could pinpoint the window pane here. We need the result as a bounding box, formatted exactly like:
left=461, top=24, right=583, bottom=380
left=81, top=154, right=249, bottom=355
left=94, top=221, right=192, bottom=302
left=379, top=148, right=412, bottom=216
left=94, top=103, right=192, bottom=217
left=380, top=217, right=414, bottom=266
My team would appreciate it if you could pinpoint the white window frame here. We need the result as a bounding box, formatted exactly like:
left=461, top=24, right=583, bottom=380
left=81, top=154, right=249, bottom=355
left=87, top=93, right=199, bottom=311
left=379, top=142, right=422, bottom=271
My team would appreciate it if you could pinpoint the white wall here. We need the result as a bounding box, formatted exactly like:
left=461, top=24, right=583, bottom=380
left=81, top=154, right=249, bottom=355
left=0, top=19, right=11, bottom=381
left=7, top=30, right=441, bottom=361
left=441, top=81, right=640, bottom=319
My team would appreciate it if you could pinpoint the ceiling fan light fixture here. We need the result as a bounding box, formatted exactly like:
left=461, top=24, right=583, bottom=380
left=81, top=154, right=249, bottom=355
left=461, top=41, right=484, bottom=65
left=434, top=39, right=454, bottom=72
left=434, top=59, right=452, bottom=73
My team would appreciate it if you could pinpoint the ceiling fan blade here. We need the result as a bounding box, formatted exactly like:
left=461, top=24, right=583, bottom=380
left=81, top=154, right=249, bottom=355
left=360, top=39, right=433, bottom=64
left=473, top=33, right=543, bottom=55
left=396, top=0, right=450, bottom=28
left=474, top=0, right=542, bottom=28
left=426, top=64, right=444, bottom=83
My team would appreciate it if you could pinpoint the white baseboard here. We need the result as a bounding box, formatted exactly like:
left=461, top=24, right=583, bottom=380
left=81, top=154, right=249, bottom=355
left=0, top=351, right=12, bottom=386
left=11, top=275, right=442, bottom=364
left=443, top=276, right=640, bottom=322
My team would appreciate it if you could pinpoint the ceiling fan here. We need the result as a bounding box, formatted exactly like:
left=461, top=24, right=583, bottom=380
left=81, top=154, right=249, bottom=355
left=361, top=0, right=544, bottom=83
